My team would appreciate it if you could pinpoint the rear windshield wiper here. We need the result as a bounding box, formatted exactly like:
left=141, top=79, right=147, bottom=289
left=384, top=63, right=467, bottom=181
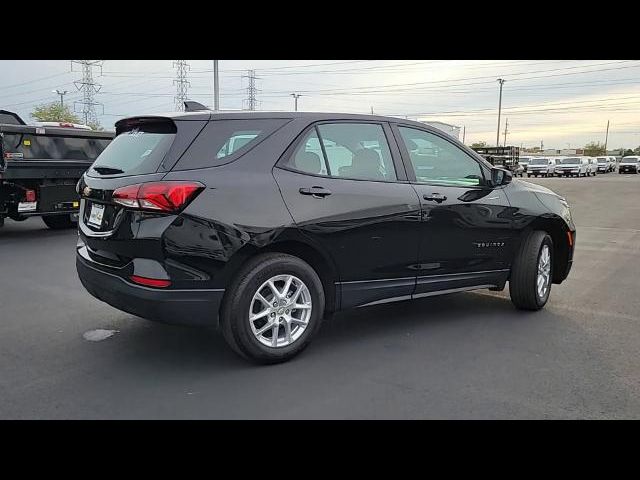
left=92, top=165, right=124, bottom=175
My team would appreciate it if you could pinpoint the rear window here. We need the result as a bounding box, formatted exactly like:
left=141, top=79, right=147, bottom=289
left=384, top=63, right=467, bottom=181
left=90, top=119, right=176, bottom=176
left=172, top=118, right=290, bottom=171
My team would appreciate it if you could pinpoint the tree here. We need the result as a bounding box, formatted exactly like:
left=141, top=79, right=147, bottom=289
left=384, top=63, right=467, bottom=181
left=623, top=149, right=635, bottom=157
left=583, top=141, right=606, bottom=156
left=633, top=146, right=640, bottom=155
left=470, top=141, right=488, bottom=149
left=87, top=120, right=104, bottom=131
left=31, top=103, right=81, bottom=124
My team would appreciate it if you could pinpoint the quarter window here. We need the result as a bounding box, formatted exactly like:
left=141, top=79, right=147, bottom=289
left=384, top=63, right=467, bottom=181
left=398, top=126, right=484, bottom=187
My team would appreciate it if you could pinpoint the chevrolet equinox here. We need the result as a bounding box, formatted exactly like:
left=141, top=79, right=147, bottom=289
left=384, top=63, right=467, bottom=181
left=76, top=109, right=576, bottom=363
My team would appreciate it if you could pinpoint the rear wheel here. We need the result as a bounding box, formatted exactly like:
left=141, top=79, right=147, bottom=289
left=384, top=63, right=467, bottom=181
left=42, top=214, right=76, bottom=230
left=509, top=231, right=553, bottom=311
left=220, top=252, right=325, bottom=364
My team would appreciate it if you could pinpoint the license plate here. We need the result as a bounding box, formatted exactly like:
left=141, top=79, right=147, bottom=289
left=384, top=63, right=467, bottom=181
left=88, top=203, right=105, bottom=227
left=18, top=201, right=37, bottom=212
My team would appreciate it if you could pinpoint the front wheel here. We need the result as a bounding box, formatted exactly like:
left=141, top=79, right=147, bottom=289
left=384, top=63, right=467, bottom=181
left=509, top=231, right=553, bottom=311
left=42, top=214, right=76, bottom=230
left=220, top=252, right=325, bottom=364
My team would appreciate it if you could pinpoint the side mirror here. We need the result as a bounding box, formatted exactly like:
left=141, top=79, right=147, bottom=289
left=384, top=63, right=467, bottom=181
left=490, top=167, right=512, bottom=187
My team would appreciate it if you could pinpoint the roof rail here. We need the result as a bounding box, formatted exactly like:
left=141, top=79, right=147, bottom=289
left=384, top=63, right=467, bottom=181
left=183, top=101, right=210, bottom=112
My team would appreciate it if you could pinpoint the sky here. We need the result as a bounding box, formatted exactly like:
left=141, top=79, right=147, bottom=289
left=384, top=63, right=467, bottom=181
left=1, top=60, right=639, bottom=150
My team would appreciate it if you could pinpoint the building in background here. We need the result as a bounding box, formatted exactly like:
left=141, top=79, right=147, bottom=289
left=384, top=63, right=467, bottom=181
left=419, top=120, right=461, bottom=140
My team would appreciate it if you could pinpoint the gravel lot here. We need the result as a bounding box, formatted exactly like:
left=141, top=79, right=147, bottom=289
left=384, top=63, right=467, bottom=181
left=1, top=173, right=639, bottom=419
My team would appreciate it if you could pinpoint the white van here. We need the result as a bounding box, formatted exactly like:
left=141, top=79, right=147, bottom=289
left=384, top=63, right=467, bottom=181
left=556, top=156, right=589, bottom=177
left=526, top=157, right=555, bottom=177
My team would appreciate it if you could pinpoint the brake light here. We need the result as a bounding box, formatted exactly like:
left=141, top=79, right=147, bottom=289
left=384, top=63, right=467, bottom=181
left=25, top=189, right=36, bottom=202
left=130, top=275, right=171, bottom=288
left=112, top=181, right=204, bottom=212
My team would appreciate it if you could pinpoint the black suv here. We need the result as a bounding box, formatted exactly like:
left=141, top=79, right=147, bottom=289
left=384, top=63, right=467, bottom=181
left=76, top=110, right=576, bottom=363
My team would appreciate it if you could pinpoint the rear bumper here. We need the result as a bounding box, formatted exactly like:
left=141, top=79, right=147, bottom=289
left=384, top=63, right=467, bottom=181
left=76, top=252, right=224, bottom=327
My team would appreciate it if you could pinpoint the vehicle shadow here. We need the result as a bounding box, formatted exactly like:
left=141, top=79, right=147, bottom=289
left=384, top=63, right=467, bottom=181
left=105, top=290, right=521, bottom=371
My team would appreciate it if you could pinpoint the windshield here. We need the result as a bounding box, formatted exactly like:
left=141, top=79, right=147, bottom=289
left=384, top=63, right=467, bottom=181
left=561, top=157, right=580, bottom=164
left=597, top=157, right=608, bottom=163
left=529, top=158, right=548, bottom=165
left=622, top=157, right=638, bottom=163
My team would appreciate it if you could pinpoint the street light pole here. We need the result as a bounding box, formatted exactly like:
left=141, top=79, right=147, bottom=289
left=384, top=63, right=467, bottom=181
left=496, top=78, right=505, bottom=147
left=213, top=60, right=219, bottom=111
left=291, top=93, right=302, bottom=112
left=604, top=120, right=610, bottom=155
left=52, top=89, right=68, bottom=108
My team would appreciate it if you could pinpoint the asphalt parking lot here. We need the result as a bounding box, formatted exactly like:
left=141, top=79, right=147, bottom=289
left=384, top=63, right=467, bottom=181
left=1, top=173, right=639, bottom=419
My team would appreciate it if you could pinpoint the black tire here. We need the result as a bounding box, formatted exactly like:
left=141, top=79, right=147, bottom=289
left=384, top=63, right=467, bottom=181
left=220, top=252, right=325, bottom=364
left=509, top=231, right=553, bottom=311
left=42, top=214, right=76, bottom=230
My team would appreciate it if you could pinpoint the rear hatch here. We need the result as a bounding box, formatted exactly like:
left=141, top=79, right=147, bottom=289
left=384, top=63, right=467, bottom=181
left=78, top=113, right=289, bottom=274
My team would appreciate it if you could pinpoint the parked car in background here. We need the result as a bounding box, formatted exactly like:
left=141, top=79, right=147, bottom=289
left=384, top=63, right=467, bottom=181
left=596, top=157, right=610, bottom=173
left=556, top=157, right=589, bottom=177
left=586, top=157, right=598, bottom=176
left=618, top=156, right=639, bottom=174
left=551, top=157, right=565, bottom=176
left=527, top=157, right=555, bottom=177
left=75, top=109, right=576, bottom=363
left=519, top=156, right=531, bottom=173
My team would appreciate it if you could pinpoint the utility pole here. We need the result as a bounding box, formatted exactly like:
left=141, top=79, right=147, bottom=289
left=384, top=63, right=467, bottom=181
left=52, top=89, right=68, bottom=108
left=541, top=140, right=544, bottom=151
left=604, top=120, right=610, bottom=154
left=173, top=60, right=190, bottom=111
left=243, top=70, right=259, bottom=111
left=503, top=118, right=509, bottom=147
left=291, top=93, right=302, bottom=112
left=71, top=60, right=103, bottom=126
left=462, top=126, right=466, bottom=144
left=496, top=78, right=505, bottom=147
left=213, top=60, right=220, bottom=111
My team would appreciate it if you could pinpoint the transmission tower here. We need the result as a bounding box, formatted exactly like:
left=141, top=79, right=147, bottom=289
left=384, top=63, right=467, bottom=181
left=173, top=60, right=191, bottom=111
left=71, top=60, right=103, bottom=126
left=242, top=70, right=260, bottom=111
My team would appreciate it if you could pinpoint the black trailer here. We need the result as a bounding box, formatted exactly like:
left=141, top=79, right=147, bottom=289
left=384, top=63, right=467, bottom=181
left=0, top=110, right=114, bottom=229
left=471, top=146, right=524, bottom=177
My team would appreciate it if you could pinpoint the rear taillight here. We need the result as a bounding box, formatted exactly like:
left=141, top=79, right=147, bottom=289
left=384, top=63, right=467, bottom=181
left=112, top=181, right=204, bottom=212
left=25, top=189, right=36, bottom=202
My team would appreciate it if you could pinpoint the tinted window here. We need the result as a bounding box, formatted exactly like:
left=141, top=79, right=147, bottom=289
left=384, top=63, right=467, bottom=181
left=91, top=120, right=175, bottom=175
left=291, top=128, right=327, bottom=176
left=398, top=126, right=484, bottom=187
left=316, top=123, right=397, bottom=181
left=174, top=118, right=289, bottom=170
